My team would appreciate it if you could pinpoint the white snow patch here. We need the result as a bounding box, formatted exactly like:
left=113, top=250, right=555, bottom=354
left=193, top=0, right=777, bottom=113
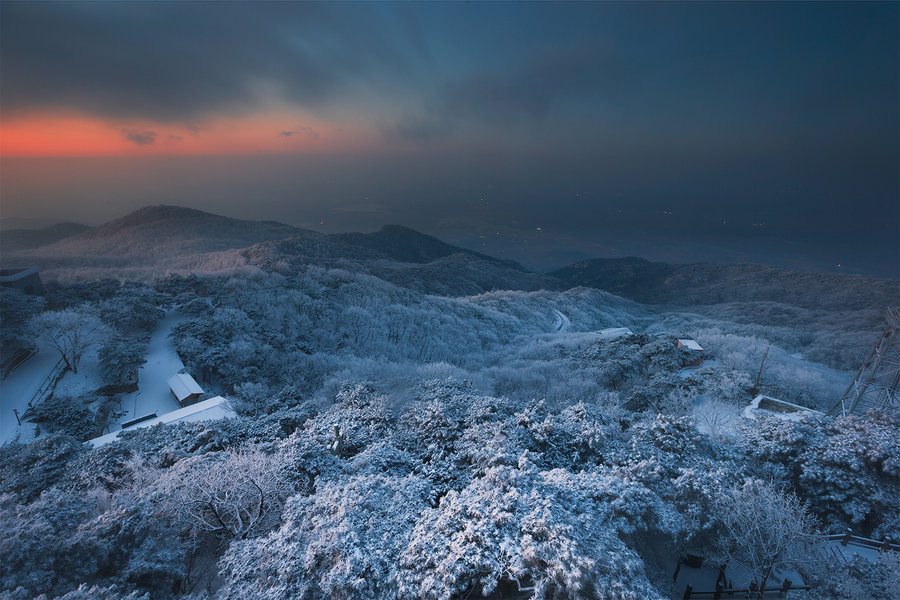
left=596, top=327, right=633, bottom=340
left=0, top=350, right=60, bottom=446
left=110, top=312, right=186, bottom=428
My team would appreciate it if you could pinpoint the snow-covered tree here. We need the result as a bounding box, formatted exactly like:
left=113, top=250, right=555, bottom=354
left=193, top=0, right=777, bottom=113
left=98, top=334, right=148, bottom=384
left=219, top=474, right=432, bottom=600
left=154, top=445, right=291, bottom=540
left=712, top=479, right=821, bottom=594
left=29, top=308, right=105, bottom=374
left=399, top=461, right=673, bottom=600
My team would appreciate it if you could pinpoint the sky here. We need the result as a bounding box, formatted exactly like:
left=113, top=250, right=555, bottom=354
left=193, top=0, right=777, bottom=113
left=1, top=1, right=898, bottom=276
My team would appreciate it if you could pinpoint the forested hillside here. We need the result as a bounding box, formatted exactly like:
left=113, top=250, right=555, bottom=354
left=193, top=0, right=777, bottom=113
left=1, top=207, right=897, bottom=600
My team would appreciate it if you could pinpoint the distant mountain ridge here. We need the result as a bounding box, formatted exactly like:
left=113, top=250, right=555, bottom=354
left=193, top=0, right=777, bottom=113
left=26, top=205, right=310, bottom=259
left=329, top=225, right=526, bottom=270
left=1, top=222, right=93, bottom=255
left=9, top=206, right=897, bottom=309
left=6, top=206, right=551, bottom=293
left=13, top=205, right=524, bottom=267
left=552, top=256, right=899, bottom=311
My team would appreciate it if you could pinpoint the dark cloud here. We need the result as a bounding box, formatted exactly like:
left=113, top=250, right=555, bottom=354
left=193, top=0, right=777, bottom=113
left=383, top=40, right=631, bottom=142
left=167, top=134, right=183, bottom=142
left=279, top=127, right=319, bottom=140
left=121, top=129, right=157, bottom=146
left=0, top=2, right=421, bottom=121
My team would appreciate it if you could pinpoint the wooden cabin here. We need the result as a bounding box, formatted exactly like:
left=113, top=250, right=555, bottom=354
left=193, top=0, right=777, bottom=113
left=167, top=373, right=204, bottom=406
left=677, top=339, right=703, bottom=367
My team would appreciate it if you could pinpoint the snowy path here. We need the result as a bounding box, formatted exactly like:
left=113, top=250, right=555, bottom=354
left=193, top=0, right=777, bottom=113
left=113, top=312, right=186, bottom=426
left=0, top=350, right=60, bottom=445
left=552, top=309, right=571, bottom=332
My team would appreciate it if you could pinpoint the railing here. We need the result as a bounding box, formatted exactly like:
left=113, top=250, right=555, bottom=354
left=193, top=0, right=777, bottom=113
left=826, top=529, right=900, bottom=553
left=26, top=357, right=66, bottom=408
left=683, top=584, right=810, bottom=599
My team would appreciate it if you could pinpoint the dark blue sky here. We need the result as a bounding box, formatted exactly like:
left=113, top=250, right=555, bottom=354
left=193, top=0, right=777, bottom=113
left=1, top=2, right=897, bottom=276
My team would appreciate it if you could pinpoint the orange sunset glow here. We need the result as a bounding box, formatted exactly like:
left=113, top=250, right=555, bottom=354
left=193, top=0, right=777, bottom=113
left=0, top=111, right=365, bottom=157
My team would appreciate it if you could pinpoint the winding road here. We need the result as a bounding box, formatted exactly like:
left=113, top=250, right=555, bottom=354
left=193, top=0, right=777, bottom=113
left=552, top=309, right=571, bottom=332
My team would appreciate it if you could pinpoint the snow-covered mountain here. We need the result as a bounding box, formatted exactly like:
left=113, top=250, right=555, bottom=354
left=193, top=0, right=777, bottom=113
left=17, top=205, right=311, bottom=261
left=8, top=206, right=559, bottom=293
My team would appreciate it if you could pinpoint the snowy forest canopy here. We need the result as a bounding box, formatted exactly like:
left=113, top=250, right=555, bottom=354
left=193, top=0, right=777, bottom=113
left=1, top=212, right=898, bottom=600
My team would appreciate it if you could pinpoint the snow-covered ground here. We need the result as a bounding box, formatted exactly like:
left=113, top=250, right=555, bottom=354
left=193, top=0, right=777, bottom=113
left=0, top=349, right=61, bottom=446
left=1, top=313, right=192, bottom=444
left=677, top=359, right=720, bottom=378
left=108, top=312, right=187, bottom=431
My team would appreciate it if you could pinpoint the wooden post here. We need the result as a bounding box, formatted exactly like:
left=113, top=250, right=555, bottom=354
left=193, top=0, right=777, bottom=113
left=683, top=585, right=692, bottom=600
left=780, top=579, right=792, bottom=597
left=13, top=408, right=20, bottom=425
left=881, top=537, right=891, bottom=552
left=842, top=527, right=852, bottom=546
left=673, top=558, right=682, bottom=582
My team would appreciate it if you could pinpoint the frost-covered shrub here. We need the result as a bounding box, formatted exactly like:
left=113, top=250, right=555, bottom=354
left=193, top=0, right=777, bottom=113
left=276, top=431, right=346, bottom=493
left=400, top=462, right=672, bottom=600
left=26, top=394, right=98, bottom=440
left=0, top=488, right=185, bottom=599
left=737, top=414, right=822, bottom=486
left=738, top=409, right=900, bottom=538
left=303, top=383, right=394, bottom=457
left=805, top=552, right=900, bottom=600
left=114, top=419, right=251, bottom=466
left=219, top=474, right=432, bottom=600
left=97, top=287, right=164, bottom=333
left=615, top=415, right=745, bottom=542
left=798, top=410, right=900, bottom=537
left=228, top=381, right=272, bottom=416
left=526, top=400, right=621, bottom=469
left=1, top=584, right=149, bottom=600
left=0, top=434, right=85, bottom=502
left=61, top=441, right=140, bottom=493
left=348, top=441, right=418, bottom=477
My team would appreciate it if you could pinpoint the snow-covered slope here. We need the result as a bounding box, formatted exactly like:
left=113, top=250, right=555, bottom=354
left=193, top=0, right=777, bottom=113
left=18, top=205, right=313, bottom=261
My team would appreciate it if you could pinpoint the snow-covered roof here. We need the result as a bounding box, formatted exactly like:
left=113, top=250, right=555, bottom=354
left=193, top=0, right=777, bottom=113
left=743, top=394, right=825, bottom=421
left=167, top=373, right=204, bottom=402
left=87, top=396, right=236, bottom=448
left=0, top=267, right=40, bottom=282
left=678, top=339, right=703, bottom=351
left=597, top=327, right=633, bottom=340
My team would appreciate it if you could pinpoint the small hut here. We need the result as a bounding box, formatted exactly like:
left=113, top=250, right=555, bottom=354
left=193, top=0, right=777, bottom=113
left=677, top=339, right=703, bottom=367
left=167, top=373, right=204, bottom=406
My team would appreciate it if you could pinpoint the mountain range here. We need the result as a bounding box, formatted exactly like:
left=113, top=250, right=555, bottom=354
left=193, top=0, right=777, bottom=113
left=3, top=205, right=897, bottom=309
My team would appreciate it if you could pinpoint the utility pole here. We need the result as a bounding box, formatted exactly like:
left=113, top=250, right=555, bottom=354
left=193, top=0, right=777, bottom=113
left=750, top=346, right=769, bottom=397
